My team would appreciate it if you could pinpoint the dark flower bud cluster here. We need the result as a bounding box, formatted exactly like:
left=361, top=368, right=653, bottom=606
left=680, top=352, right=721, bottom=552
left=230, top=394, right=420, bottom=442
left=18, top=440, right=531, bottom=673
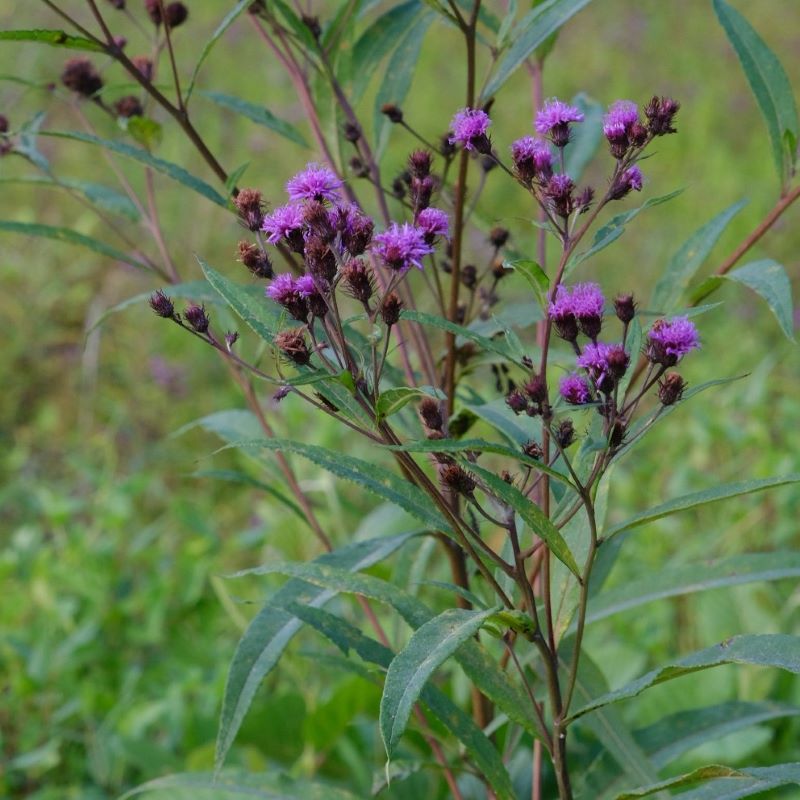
left=114, top=95, right=143, bottom=118
left=149, top=290, right=175, bottom=318
left=61, top=58, right=103, bottom=98
left=419, top=397, right=444, bottom=435
left=549, top=282, right=605, bottom=343
left=380, top=292, right=403, bottom=327
left=144, top=0, right=189, bottom=28
left=184, top=303, right=210, bottom=333
left=645, top=96, right=680, bottom=136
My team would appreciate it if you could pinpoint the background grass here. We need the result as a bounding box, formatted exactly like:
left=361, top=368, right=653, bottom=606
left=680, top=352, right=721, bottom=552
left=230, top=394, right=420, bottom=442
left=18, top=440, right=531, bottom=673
left=1, top=1, right=799, bottom=798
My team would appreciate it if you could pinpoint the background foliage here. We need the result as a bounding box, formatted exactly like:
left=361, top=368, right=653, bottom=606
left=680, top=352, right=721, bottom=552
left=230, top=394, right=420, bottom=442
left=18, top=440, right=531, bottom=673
left=1, top=1, right=799, bottom=798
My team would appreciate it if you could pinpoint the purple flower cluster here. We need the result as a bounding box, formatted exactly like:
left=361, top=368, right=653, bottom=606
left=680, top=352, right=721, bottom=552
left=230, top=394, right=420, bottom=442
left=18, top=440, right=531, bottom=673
left=416, top=207, right=450, bottom=243
left=549, top=282, right=606, bottom=341
left=511, top=136, right=553, bottom=182
left=559, top=373, right=591, bottom=405
left=449, top=107, right=492, bottom=153
left=603, top=100, right=639, bottom=139
left=646, top=317, right=700, bottom=365
left=535, top=99, right=584, bottom=147
left=262, top=203, right=305, bottom=245
left=285, top=162, right=343, bottom=203
left=372, top=222, right=434, bottom=273
left=577, top=342, right=630, bottom=393
left=610, top=165, right=644, bottom=200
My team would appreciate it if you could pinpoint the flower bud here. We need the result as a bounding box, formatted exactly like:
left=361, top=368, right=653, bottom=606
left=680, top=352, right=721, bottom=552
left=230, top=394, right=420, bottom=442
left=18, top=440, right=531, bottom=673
left=506, top=389, right=527, bottom=415
left=341, top=259, right=373, bottom=304
left=613, top=293, right=636, bottom=324
left=343, top=122, right=360, bottom=143
left=439, top=132, right=456, bottom=158
left=234, top=188, right=264, bottom=231
left=184, top=303, right=210, bottom=333
left=523, top=372, right=548, bottom=404
left=164, top=1, right=188, bottom=28
left=658, top=372, right=687, bottom=406
left=302, top=15, right=321, bottom=39
left=304, top=238, right=337, bottom=283
left=275, top=328, right=311, bottom=365
left=460, top=264, right=477, bottom=290
left=381, top=103, right=403, bottom=124
left=0, top=115, right=8, bottom=134
left=349, top=156, right=369, bottom=178
left=555, top=419, right=576, bottom=449
left=149, top=290, right=174, bottom=318
left=380, top=292, right=403, bottom=327
left=225, top=331, right=239, bottom=350
left=237, top=241, right=273, bottom=279
left=106, top=0, right=125, bottom=8
left=132, top=56, right=154, bottom=81
left=489, top=226, right=510, bottom=248
left=645, top=95, right=680, bottom=136
left=408, top=150, right=432, bottom=179
left=419, top=397, right=443, bottom=432
left=114, top=95, right=143, bottom=118
left=61, top=58, right=103, bottom=97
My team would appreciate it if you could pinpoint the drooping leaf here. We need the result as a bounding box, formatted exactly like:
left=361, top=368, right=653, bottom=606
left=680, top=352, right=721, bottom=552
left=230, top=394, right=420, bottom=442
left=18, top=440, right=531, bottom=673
left=373, top=11, right=434, bottom=158
left=288, top=604, right=515, bottom=800
left=42, top=130, right=229, bottom=207
left=466, top=461, right=581, bottom=577
left=650, top=200, right=746, bottom=313
left=569, top=634, right=800, bottom=721
left=0, top=220, right=149, bottom=270
left=185, top=1, right=251, bottom=102
left=215, top=533, right=415, bottom=770
left=604, top=473, right=800, bottom=540
left=380, top=607, right=499, bottom=760
left=481, top=0, right=595, bottom=101
left=585, top=552, right=800, bottom=626
left=198, top=90, right=309, bottom=148
left=222, top=438, right=452, bottom=535
left=692, top=259, right=795, bottom=341
left=713, top=0, right=799, bottom=185
left=0, top=29, right=104, bottom=52
left=614, top=762, right=800, bottom=800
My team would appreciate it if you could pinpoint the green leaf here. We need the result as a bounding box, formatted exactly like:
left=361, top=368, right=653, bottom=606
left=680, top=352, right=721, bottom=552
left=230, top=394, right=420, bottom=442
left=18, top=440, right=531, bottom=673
left=185, top=0, right=251, bottom=102
left=350, top=1, right=421, bottom=103
left=222, top=439, right=453, bottom=535
left=0, top=29, right=104, bottom=52
left=585, top=552, right=800, bottom=626
left=614, top=762, right=800, bottom=800
left=42, top=130, right=229, bottom=207
left=713, top=0, right=799, bottom=185
left=288, top=604, right=515, bottom=800
left=121, top=116, right=163, bottom=150
left=604, top=473, right=800, bottom=540
left=402, top=309, right=525, bottom=366
left=569, top=634, right=800, bottom=721
left=0, top=220, right=149, bottom=270
left=0, top=176, right=139, bottom=220
left=692, top=259, right=794, bottom=341
left=466, top=461, right=581, bottom=577
left=375, top=386, right=444, bottom=421
left=374, top=12, right=434, bottom=158
left=481, top=0, right=595, bottom=101
left=121, top=771, right=361, bottom=799
left=567, top=189, right=684, bottom=273
left=215, top=533, right=414, bottom=770
left=198, top=90, right=309, bottom=148
left=564, top=92, right=604, bottom=182
left=650, top=199, right=746, bottom=313
left=380, top=607, right=499, bottom=758
left=384, top=437, right=577, bottom=490
left=506, top=259, right=549, bottom=311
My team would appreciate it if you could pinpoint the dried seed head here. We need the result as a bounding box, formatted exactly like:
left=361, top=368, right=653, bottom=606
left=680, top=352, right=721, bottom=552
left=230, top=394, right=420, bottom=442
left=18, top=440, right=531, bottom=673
left=61, top=58, right=103, bottom=97
left=658, top=372, right=687, bottom=406
left=275, top=328, right=311, bottom=365
left=149, top=289, right=174, bottom=318
left=237, top=241, right=273, bottom=279
left=522, top=441, right=543, bottom=460
left=645, top=95, right=680, bottom=136
left=505, top=389, right=527, bottom=415
left=613, top=293, right=636, bottom=324
left=491, top=258, right=509, bottom=281
left=380, top=292, right=403, bottom=327
left=113, top=95, right=143, bottom=118
left=304, top=237, right=337, bottom=283
left=555, top=419, right=576, bottom=449
left=234, top=188, right=265, bottom=232
left=523, top=372, right=548, bottom=404
left=408, top=150, right=433, bottom=179
left=341, top=259, right=374, bottom=304
left=184, top=303, right=210, bottom=333
left=419, top=397, right=444, bottom=432
left=440, top=464, right=476, bottom=497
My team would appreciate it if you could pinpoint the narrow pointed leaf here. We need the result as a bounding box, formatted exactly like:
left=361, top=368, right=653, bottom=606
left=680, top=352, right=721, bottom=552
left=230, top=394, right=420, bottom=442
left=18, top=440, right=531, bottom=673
left=42, top=130, right=229, bottom=207
left=467, top=461, right=581, bottom=577
left=380, top=607, right=499, bottom=759
left=564, top=92, right=604, bottom=182
left=569, top=634, right=800, bottom=721
left=713, top=0, right=799, bottom=184
left=0, top=220, right=149, bottom=270
left=214, top=533, right=414, bottom=770
left=650, top=199, right=747, bottom=313
left=0, top=29, right=104, bottom=51
left=604, top=473, right=800, bottom=540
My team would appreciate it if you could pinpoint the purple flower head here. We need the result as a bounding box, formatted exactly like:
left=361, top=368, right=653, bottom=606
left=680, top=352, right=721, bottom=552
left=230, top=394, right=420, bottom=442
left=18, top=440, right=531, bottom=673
left=262, top=203, right=305, bottom=245
left=610, top=165, right=644, bottom=200
left=603, top=100, right=639, bottom=138
left=571, top=282, right=606, bottom=338
left=295, top=273, right=328, bottom=318
left=416, top=207, right=450, bottom=243
left=286, top=162, right=343, bottom=203
left=372, top=222, right=434, bottom=273
left=336, top=204, right=374, bottom=257
left=546, top=173, right=576, bottom=217
left=549, top=285, right=579, bottom=342
left=646, top=316, right=700, bottom=366
left=511, top=136, right=553, bottom=181
left=577, top=341, right=629, bottom=392
left=559, top=373, right=591, bottom=405
left=449, top=107, right=492, bottom=153
left=265, top=273, right=308, bottom=321
left=535, top=98, right=584, bottom=147
left=294, top=274, right=316, bottom=297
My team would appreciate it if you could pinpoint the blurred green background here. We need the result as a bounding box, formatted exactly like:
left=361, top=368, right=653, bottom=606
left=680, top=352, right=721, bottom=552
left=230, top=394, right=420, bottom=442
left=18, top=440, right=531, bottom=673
left=1, top=1, right=799, bottom=798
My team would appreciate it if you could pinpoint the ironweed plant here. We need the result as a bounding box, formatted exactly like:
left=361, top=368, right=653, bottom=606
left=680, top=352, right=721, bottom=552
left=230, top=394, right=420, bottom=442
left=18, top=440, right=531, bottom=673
left=3, top=1, right=800, bottom=798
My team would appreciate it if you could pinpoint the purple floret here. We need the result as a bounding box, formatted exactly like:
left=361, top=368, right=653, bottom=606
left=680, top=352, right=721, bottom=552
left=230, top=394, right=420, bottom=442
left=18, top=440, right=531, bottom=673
left=623, top=165, right=643, bottom=191
left=560, top=373, right=591, bottom=405
left=262, top=203, right=305, bottom=244
left=416, top=207, right=450, bottom=241
left=603, top=100, right=639, bottom=138
left=647, top=317, right=700, bottom=365
left=372, top=222, right=434, bottom=272
left=511, top=136, right=553, bottom=179
left=266, top=272, right=297, bottom=303
left=570, top=282, right=605, bottom=319
left=286, top=162, right=343, bottom=203
left=449, top=107, right=492, bottom=152
left=535, top=98, right=584, bottom=145
left=577, top=341, right=629, bottom=391
left=294, top=274, right=317, bottom=297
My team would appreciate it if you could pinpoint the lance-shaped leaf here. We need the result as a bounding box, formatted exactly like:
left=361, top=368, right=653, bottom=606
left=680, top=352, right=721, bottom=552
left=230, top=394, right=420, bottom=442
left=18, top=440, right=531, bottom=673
left=613, top=762, right=800, bottom=799
left=584, top=552, right=800, bottom=626
left=375, top=386, right=445, bottom=422
left=467, top=461, right=581, bottom=577
left=650, top=199, right=746, bottom=313
left=713, top=0, right=799, bottom=186
left=42, top=130, right=229, bottom=207
left=0, top=29, right=104, bottom=52
left=569, top=634, right=800, bottom=721
left=215, top=533, right=415, bottom=770
left=603, top=473, right=800, bottom=540
left=380, top=607, right=499, bottom=760
left=287, top=603, right=515, bottom=800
